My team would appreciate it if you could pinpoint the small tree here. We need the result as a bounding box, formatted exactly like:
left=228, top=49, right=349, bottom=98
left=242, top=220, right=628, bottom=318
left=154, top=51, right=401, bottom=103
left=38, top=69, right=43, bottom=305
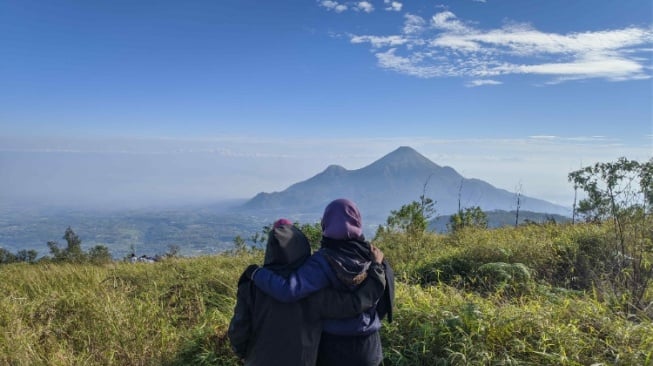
left=88, top=245, right=112, bottom=264
left=385, top=195, right=436, bottom=238
left=250, top=224, right=272, bottom=246
left=568, top=157, right=653, bottom=312
left=0, top=248, right=17, bottom=264
left=63, top=226, right=86, bottom=263
left=166, top=244, right=181, bottom=258
left=233, top=235, right=248, bottom=253
left=448, top=206, right=488, bottom=232
left=569, top=157, right=651, bottom=222
left=47, top=227, right=110, bottom=264
left=16, top=249, right=38, bottom=263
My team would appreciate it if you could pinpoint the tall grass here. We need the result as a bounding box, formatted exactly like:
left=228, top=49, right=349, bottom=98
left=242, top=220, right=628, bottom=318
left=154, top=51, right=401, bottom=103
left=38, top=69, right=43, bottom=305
left=382, top=283, right=652, bottom=365
left=1, top=223, right=651, bottom=365
left=0, top=253, right=261, bottom=365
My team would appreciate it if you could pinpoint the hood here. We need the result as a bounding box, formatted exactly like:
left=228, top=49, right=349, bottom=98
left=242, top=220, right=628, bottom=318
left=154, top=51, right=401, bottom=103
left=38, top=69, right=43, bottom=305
left=263, top=224, right=311, bottom=276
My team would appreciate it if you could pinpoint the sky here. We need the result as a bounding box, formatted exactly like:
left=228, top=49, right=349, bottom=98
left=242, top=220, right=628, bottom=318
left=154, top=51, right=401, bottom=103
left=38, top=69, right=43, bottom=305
left=0, top=0, right=652, bottom=210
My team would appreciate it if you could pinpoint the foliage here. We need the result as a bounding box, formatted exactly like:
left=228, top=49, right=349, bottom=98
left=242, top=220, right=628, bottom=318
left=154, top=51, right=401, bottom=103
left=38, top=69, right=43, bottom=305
left=231, top=235, right=249, bottom=254
left=0, top=248, right=39, bottom=265
left=248, top=220, right=323, bottom=251
left=295, top=221, right=322, bottom=251
left=166, top=244, right=182, bottom=258
left=40, top=227, right=119, bottom=265
left=382, top=194, right=436, bottom=238
left=0, top=247, right=18, bottom=264
left=1, top=224, right=652, bottom=365
left=448, top=206, right=488, bottom=232
left=47, top=226, right=87, bottom=263
left=15, top=249, right=38, bottom=263
left=569, top=157, right=653, bottom=312
left=381, top=283, right=652, bottom=366
left=569, top=157, right=652, bottom=222
left=87, top=245, right=112, bottom=264
left=248, top=224, right=272, bottom=246
left=475, top=262, right=532, bottom=295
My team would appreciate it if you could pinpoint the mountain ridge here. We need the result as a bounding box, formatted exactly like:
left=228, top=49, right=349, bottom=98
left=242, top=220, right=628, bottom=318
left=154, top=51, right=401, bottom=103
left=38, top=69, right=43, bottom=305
left=241, top=146, right=570, bottom=222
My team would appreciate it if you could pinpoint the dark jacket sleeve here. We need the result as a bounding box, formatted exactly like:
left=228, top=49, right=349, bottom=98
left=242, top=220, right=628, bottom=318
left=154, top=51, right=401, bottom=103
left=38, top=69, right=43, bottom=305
left=376, top=259, right=395, bottom=323
left=317, top=262, right=386, bottom=319
left=252, top=254, right=331, bottom=302
left=228, top=279, right=254, bottom=359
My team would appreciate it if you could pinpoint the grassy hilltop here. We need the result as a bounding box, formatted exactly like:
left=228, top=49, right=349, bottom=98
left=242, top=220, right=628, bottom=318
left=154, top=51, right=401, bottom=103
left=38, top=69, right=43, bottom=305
left=1, top=221, right=652, bottom=365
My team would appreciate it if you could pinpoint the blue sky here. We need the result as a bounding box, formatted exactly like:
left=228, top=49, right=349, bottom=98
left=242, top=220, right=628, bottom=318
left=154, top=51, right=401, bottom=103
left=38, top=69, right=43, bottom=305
left=1, top=0, right=652, bottom=209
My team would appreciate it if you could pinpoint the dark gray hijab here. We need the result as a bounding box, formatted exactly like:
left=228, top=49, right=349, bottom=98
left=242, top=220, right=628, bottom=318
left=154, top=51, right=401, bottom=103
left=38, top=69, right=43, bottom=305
left=263, top=224, right=311, bottom=278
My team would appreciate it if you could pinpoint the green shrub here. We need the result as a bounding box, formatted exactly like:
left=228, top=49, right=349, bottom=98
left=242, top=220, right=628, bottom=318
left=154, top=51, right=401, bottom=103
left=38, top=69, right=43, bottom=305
left=475, top=262, right=533, bottom=295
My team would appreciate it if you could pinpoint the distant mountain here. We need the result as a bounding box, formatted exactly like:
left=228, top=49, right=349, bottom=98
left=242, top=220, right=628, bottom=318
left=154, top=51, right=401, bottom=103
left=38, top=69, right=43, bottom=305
left=241, top=146, right=570, bottom=222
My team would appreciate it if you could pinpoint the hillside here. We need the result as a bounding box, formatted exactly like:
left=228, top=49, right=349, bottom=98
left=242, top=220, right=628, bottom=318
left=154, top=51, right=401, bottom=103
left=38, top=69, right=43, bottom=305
left=241, top=146, right=570, bottom=221
left=1, top=222, right=651, bottom=365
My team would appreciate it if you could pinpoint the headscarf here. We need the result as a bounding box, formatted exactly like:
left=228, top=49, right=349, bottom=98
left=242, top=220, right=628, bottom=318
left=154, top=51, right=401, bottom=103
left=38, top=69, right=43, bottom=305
left=320, top=199, right=371, bottom=288
left=263, top=220, right=311, bottom=278
left=321, top=198, right=364, bottom=241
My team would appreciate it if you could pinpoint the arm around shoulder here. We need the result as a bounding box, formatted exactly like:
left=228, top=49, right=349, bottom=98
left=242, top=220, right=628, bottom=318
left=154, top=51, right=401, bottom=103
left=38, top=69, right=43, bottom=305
left=252, top=254, right=331, bottom=302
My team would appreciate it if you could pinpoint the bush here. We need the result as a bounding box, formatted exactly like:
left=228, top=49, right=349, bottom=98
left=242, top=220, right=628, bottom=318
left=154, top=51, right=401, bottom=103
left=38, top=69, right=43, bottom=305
left=475, top=262, right=533, bottom=295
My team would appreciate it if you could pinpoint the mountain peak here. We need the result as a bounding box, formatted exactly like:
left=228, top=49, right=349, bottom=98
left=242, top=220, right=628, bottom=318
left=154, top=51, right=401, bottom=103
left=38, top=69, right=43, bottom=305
left=368, top=145, right=440, bottom=171
left=325, top=164, right=346, bottom=172
left=394, top=146, right=419, bottom=154
left=322, top=164, right=347, bottom=175
left=241, top=146, right=570, bottom=220
left=384, top=146, right=431, bottom=160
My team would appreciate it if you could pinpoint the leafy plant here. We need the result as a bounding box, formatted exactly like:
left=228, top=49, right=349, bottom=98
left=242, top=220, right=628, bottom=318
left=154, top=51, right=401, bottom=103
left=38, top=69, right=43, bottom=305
left=569, top=157, right=653, bottom=313
left=448, top=206, right=488, bottom=232
left=382, top=194, right=436, bottom=238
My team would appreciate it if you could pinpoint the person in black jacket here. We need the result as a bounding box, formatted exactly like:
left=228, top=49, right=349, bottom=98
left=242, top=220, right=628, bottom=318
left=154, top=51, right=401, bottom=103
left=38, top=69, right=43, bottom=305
left=228, top=219, right=386, bottom=366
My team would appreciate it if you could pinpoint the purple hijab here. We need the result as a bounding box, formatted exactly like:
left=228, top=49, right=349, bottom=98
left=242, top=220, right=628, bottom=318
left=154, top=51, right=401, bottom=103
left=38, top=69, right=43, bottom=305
left=321, top=198, right=364, bottom=241
left=320, top=199, right=371, bottom=288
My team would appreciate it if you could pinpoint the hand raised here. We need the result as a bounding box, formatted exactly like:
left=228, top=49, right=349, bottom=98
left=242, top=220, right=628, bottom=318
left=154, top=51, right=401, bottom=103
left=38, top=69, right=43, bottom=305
left=370, top=244, right=384, bottom=264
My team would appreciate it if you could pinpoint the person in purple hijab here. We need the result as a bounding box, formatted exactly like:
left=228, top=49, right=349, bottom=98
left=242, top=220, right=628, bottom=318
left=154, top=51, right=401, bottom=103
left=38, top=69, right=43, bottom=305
left=250, top=199, right=395, bottom=366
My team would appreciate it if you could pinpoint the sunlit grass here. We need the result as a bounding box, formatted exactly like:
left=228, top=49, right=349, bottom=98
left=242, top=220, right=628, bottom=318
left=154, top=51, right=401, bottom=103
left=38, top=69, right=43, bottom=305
left=382, top=282, right=652, bottom=365
left=0, top=253, right=261, bottom=365
left=1, top=223, right=651, bottom=365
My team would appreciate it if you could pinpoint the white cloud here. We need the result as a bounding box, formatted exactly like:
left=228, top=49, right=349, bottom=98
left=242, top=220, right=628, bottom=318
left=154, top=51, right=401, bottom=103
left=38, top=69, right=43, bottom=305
left=466, top=79, right=502, bottom=87
left=346, top=10, right=653, bottom=84
left=375, top=48, right=444, bottom=78
left=356, top=1, right=374, bottom=13
left=384, top=1, right=402, bottom=12
left=403, top=14, right=426, bottom=34
left=431, top=11, right=471, bottom=33
left=505, top=56, right=646, bottom=82
left=528, top=135, right=613, bottom=143
left=351, top=35, right=408, bottom=48
left=320, top=1, right=347, bottom=13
